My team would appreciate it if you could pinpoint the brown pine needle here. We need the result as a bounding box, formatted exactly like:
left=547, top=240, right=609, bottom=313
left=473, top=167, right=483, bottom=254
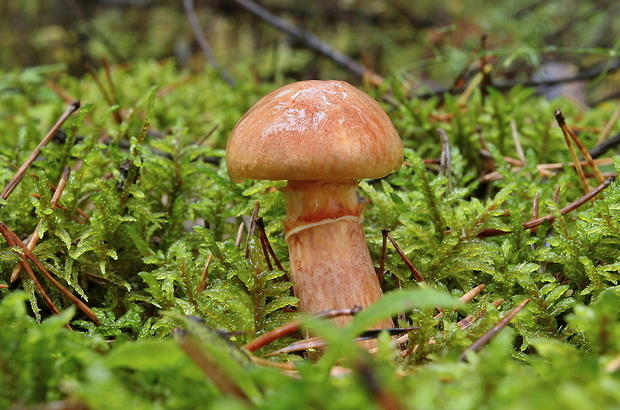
left=378, top=228, right=389, bottom=283
left=555, top=109, right=589, bottom=193
left=556, top=109, right=605, bottom=184
left=11, top=167, right=71, bottom=282
left=459, top=284, right=487, bottom=304
left=383, top=229, right=425, bottom=282
left=457, top=299, right=504, bottom=330
left=176, top=333, right=250, bottom=402
left=244, top=202, right=260, bottom=258
left=256, top=216, right=285, bottom=272
left=596, top=101, right=620, bottom=145
left=234, top=221, right=245, bottom=248
left=1, top=101, right=80, bottom=200
left=434, top=284, right=486, bottom=320
left=2, top=224, right=61, bottom=317
left=0, top=222, right=100, bottom=325
left=196, top=253, right=213, bottom=294
left=523, top=175, right=615, bottom=230
left=243, top=307, right=361, bottom=353
left=459, top=298, right=530, bottom=361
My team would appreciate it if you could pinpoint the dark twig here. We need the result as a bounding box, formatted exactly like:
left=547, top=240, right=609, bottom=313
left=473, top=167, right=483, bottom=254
left=1, top=101, right=80, bottom=200
left=265, top=327, right=418, bottom=357
left=416, top=58, right=620, bottom=100
left=383, top=229, right=425, bottom=282
left=460, top=298, right=530, bottom=361
left=231, top=0, right=384, bottom=86
left=522, top=175, right=615, bottom=230
left=243, top=307, right=362, bottom=352
left=183, top=0, right=235, bottom=86
left=590, top=132, right=620, bottom=159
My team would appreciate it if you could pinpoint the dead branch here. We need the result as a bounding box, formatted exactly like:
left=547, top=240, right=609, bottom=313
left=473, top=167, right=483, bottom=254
left=231, top=0, right=383, bottom=86
left=183, top=0, right=235, bottom=86
left=1, top=101, right=80, bottom=200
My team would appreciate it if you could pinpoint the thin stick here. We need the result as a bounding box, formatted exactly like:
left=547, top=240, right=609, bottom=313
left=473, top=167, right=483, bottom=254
left=102, top=58, right=122, bottom=114
left=183, top=0, right=235, bottom=86
left=196, top=124, right=220, bottom=146
left=11, top=167, right=71, bottom=282
left=556, top=109, right=605, bottom=184
left=384, top=230, right=425, bottom=282
left=378, top=228, right=389, bottom=284
left=0, top=222, right=100, bottom=325
left=2, top=225, right=61, bottom=316
left=243, top=307, right=361, bottom=352
left=459, top=298, right=530, bottom=361
left=596, top=101, right=620, bottom=145
left=555, top=109, right=589, bottom=193
left=244, top=202, right=260, bottom=258
left=1, top=101, right=80, bottom=200
left=434, top=284, right=485, bottom=320
left=176, top=333, right=250, bottom=402
left=510, top=119, right=527, bottom=166
left=255, top=218, right=273, bottom=271
left=196, top=253, right=213, bottom=293
left=437, top=129, right=452, bottom=193
left=234, top=222, right=245, bottom=248
left=457, top=299, right=504, bottom=330
left=85, top=64, right=123, bottom=125
left=537, top=157, right=614, bottom=171
left=256, top=217, right=285, bottom=272
left=530, top=192, right=541, bottom=235
left=266, top=327, right=418, bottom=357
left=522, top=176, right=615, bottom=230
left=231, top=0, right=384, bottom=86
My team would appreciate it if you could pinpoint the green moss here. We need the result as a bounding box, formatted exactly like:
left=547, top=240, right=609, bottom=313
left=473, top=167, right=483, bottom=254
left=1, top=59, right=620, bottom=407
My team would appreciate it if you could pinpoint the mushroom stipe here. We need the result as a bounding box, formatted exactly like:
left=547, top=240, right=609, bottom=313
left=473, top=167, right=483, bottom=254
left=226, top=80, right=403, bottom=348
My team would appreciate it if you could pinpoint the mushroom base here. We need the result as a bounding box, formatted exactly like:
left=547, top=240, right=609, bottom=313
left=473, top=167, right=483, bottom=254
left=282, top=180, right=394, bottom=342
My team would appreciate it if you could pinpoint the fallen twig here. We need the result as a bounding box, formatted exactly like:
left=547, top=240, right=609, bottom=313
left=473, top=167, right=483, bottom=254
left=459, top=298, right=530, bottom=361
left=183, top=0, right=235, bottom=86
left=10, top=167, right=71, bottom=282
left=231, top=0, right=383, bottom=86
left=243, top=307, right=361, bottom=353
left=522, top=175, right=615, bottom=230
left=1, top=101, right=80, bottom=200
left=555, top=109, right=605, bottom=187
left=0, top=222, right=100, bottom=325
left=382, top=228, right=425, bottom=282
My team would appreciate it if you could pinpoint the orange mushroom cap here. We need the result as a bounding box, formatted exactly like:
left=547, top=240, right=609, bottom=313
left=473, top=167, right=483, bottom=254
left=226, top=80, right=403, bottom=183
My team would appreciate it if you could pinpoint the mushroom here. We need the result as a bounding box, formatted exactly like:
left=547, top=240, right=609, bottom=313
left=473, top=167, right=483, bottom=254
left=226, top=80, right=403, bottom=334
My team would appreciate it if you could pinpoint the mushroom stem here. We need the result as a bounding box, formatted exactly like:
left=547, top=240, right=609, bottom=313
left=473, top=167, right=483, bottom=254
left=282, top=180, right=394, bottom=331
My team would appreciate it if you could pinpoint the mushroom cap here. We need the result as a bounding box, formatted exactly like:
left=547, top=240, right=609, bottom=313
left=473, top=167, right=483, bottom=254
left=226, top=80, right=403, bottom=183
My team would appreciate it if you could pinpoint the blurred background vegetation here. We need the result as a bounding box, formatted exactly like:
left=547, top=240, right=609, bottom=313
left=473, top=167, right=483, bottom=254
left=1, top=0, right=619, bottom=104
